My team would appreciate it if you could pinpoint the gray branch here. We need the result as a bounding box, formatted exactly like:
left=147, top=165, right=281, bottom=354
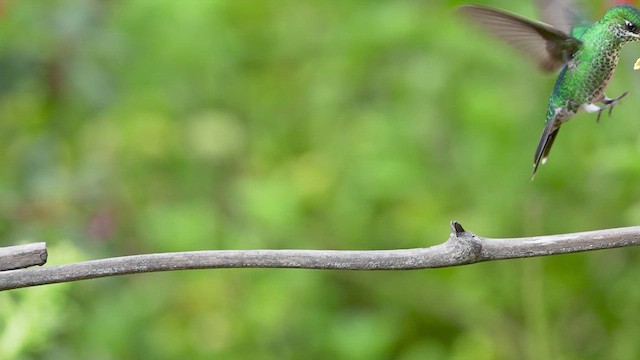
left=0, top=242, right=47, bottom=271
left=1, top=221, right=639, bottom=291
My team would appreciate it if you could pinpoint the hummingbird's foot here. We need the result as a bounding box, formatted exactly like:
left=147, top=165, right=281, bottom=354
left=597, top=91, right=629, bottom=123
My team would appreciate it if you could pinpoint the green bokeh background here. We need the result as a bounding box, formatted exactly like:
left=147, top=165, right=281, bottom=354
left=1, top=0, right=640, bottom=358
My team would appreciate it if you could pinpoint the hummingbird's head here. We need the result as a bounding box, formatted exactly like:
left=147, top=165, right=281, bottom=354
left=602, top=5, right=640, bottom=43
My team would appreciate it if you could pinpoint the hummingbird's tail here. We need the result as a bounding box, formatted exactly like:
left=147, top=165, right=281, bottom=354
left=532, top=120, right=560, bottom=179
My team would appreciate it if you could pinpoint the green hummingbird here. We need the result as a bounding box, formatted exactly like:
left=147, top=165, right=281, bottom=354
left=458, top=2, right=640, bottom=177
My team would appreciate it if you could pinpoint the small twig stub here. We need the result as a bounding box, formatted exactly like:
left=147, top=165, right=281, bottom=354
left=0, top=242, right=48, bottom=271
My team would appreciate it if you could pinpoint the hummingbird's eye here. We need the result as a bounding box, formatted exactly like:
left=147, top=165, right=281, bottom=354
left=625, top=20, right=638, bottom=33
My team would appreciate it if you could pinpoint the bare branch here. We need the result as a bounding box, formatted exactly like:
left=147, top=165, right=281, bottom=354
left=0, top=242, right=47, bottom=271
left=1, top=222, right=639, bottom=291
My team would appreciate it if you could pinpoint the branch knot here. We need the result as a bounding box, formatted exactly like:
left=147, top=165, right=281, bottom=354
left=447, top=221, right=483, bottom=264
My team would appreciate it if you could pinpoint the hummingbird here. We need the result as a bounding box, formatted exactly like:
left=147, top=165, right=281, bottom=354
left=458, top=2, right=640, bottom=177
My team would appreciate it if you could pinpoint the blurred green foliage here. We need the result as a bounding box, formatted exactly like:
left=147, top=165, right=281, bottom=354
left=1, top=0, right=640, bottom=358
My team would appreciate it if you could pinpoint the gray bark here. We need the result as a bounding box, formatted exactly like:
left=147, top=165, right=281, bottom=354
left=0, top=242, right=47, bottom=271
left=1, top=222, right=638, bottom=291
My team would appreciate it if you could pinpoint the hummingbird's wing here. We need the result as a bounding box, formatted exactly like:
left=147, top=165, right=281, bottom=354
left=536, top=0, right=581, bottom=34
left=458, top=5, right=583, bottom=72
left=536, top=0, right=592, bottom=38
